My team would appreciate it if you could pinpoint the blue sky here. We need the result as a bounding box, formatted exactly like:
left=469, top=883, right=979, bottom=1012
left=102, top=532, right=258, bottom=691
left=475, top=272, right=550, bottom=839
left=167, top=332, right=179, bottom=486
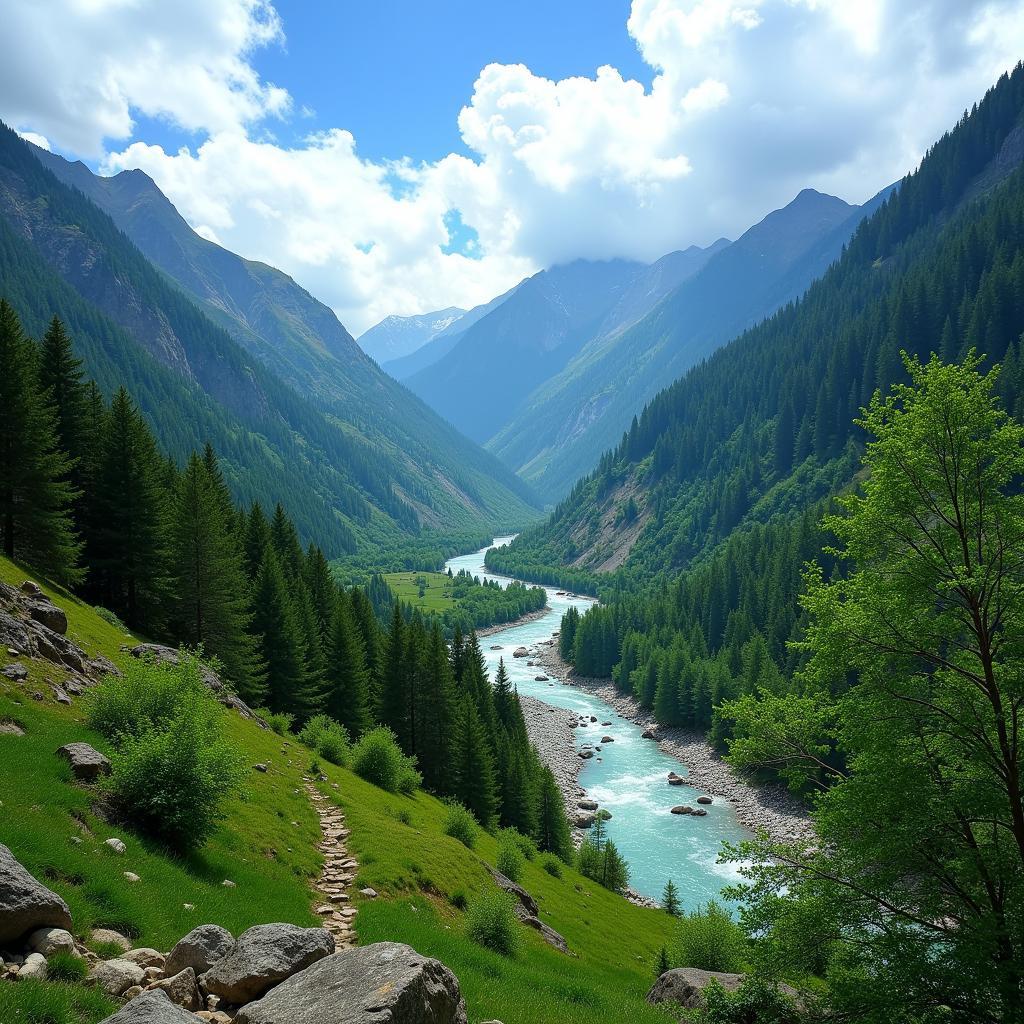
left=3, top=1, right=1023, bottom=333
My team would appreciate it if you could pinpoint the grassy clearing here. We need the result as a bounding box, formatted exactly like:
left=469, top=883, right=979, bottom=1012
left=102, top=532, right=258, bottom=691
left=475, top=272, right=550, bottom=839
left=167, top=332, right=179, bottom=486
left=1, top=553, right=676, bottom=1024
left=383, top=571, right=456, bottom=613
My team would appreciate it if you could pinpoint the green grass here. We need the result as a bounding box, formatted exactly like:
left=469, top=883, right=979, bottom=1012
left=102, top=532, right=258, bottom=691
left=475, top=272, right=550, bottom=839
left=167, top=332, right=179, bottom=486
left=1, top=553, right=677, bottom=1024
left=383, top=571, right=456, bottom=613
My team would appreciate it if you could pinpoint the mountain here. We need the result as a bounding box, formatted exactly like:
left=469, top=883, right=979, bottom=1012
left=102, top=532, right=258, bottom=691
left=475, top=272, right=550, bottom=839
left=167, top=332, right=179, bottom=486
left=0, top=126, right=540, bottom=555
left=358, top=306, right=465, bottom=363
left=382, top=282, right=522, bottom=379
left=487, top=189, right=873, bottom=502
left=490, top=65, right=1024, bottom=601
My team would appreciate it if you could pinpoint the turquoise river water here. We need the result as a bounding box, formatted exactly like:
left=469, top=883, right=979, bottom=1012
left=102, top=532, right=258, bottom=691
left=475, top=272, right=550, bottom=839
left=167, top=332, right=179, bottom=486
left=445, top=538, right=750, bottom=908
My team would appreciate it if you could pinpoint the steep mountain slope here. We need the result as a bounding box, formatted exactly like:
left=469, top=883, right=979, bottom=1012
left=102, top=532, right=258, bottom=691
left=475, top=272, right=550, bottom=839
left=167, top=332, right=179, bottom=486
left=382, top=281, right=521, bottom=379
left=490, top=66, right=1024, bottom=603
left=358, top=306, right=465, bottom=363
left=2, top=128, right=540, bottom=552
left=489, top=189, right=872, bottom=501
left=405, top=247, right=727, bottom=444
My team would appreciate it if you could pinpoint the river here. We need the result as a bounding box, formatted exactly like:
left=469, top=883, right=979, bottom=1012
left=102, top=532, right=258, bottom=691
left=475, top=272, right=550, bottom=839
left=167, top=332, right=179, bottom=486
left=446, top=537, right=750, bottom=909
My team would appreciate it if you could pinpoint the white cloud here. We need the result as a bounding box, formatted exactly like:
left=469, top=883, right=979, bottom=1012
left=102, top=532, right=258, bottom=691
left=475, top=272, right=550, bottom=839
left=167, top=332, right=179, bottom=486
left=2, top=0, right=1023, bottom=334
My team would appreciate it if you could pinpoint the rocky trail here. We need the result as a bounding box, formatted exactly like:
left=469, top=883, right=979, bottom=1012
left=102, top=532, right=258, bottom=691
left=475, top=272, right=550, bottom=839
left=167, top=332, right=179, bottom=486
left=305, top=783, right=363, bottom=949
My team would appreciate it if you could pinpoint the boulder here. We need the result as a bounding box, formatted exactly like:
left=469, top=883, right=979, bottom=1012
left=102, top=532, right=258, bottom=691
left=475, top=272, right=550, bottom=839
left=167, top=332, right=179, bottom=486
left=233, top=942, right=467, bottom=1024
left=19, top=952, right=48, bottom=980
left=697, top=795, right=713, bottom=805
left=201, top=923, right=334, bottom=1004
left=670, top=806, right=694, bottom=815
left=28, top=926, right=75, bottom=956
left=601, top=736, right=614, bottom=743
left=574, top=813, right=596, bottom=829
left=26, top=598, right=68, bottom=635
left=578, top=749, right=594, bottom=760
left=485, top=867, right=539, bottom=917
left=521, top=916, right=570, bottom=954
left=693, top=808, right=708, bottom=816
left=56, top=742, right=111, bottom=781
left=91, top=928, right=132, bottom=951
left=641, top=728, right=657, bottom=740
left=123, top=948, right=166, bottom=970
left=512, top=647, right=529, bottom=658
left=20, top=581, right=43, bottom=597
left=667, top=773, right=684, bottom=786
left=534, top=675, right=549, bottom=681
left=89, top=958, right=146, bottom=996
left=104, top=838, right=126, bottom=855
left=647, top=967, right=745, bottom=1009
left=576, top=799, right=598, bottom=811
left=96, top=989, right=197, bottom=1024
left=147, top=967, right=203, bottom=1011
left=0, top=842, right=73, bottom=943
left=164, top=924, right=234, bottom=977
left=1, top=663, right=27, bottom=681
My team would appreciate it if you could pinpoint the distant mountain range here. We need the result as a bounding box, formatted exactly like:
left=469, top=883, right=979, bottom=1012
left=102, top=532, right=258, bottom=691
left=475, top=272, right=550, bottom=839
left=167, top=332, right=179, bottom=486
left=0, top=125, right=540, bottom=557
left=358, top=307, right=466, bottom=364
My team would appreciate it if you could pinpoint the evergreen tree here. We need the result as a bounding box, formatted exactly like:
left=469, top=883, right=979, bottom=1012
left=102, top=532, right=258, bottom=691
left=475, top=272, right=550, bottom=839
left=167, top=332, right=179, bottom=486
left=243, top=503, right=272, bottom=579
left=172, top=452, right=261, bottom=697
left=324, top=593, right=372, bottom=737
left=662, top=879, right=681, bottom=916
left=270, top=502, right=305, bottom=581
left=413, top=621, right=455, bottom=792
left=0, top=300, right=81, bottom=583
left=655, top=947, right=670, bottom=979
left=452, top=697, right=498, bottom=827
left=379, top=603, right=410, bottom=747
left=38, top=316, right=88, bottom=475
left=535, top=766, right=572, bottom=860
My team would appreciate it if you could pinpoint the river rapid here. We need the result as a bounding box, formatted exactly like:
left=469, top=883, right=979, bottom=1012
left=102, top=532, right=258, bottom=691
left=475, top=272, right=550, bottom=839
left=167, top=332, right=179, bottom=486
left=446, top=538, right=750, bottom=909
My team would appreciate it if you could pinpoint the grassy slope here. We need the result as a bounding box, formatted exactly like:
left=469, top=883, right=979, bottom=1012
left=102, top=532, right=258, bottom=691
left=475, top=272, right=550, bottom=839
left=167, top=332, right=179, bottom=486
left=0, top=555, right=675, bottom=1024
left=383, top=571, right=457, bottom=614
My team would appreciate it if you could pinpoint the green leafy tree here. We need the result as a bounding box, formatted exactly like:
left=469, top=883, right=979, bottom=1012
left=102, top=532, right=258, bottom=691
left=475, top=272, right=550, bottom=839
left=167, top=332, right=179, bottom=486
left=0, top=300, right=81, bottom=582
left=728, top=354, right=1024, bottom=1023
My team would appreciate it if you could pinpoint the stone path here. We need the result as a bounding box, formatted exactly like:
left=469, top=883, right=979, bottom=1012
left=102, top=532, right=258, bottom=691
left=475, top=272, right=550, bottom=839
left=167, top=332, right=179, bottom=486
left=305, top=783, right=358, bottom=948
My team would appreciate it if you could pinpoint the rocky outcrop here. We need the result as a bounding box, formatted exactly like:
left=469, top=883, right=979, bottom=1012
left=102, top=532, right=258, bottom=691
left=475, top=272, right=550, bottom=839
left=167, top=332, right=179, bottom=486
left=233, top=942, right=468, bottom=1024
left=147, top=967, right=203, bottom=1010
left=485, top=867, right=538, bottom=917
left=56, top=742, right=111, bottom=781
left=201, top=924, right=334, bottom=1003
left=164, top=924, right=234, bottom=977
left=0, top=843, right=73, bottom=943
left=98, top=989, right=197, bottom=1023
left=89, top=958, right=147, bottom=996
left=521, top=915, right=569, bottom=954
left=647, top=968, right=799, bottom=1011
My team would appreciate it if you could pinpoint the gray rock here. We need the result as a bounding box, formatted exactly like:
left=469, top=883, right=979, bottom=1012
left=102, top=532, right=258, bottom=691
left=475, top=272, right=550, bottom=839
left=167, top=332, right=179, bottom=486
left=670, top=805, right=694, bottom=815
left=574, top=813, right=596, bottom=828
left=486, top=867, right=539, bottom=917
left=123, top=948, right=165, bottom=970
left=147, top=967, right=203, bottom=1011
left=1, top=663, right=27, bottom=681
left=576, top=799, right=598, bottom=811
left=19, top=952, right=48, bottom=980
left=164, top=924, right=234, bottom=977
left=697, top=795, right=713, bottom=805
left=89, top=958, right=146, bottom=996
left=96, top=989, right=197, bottom=1023
left=20, top=581, right=43, bottom=597
left=56, top=742, right=111, bottom=781
left=104, top=837, right=127, bottom=854
left=234, top=942, right=467, bottom=1024
left=600, top=736, right=614, bottom=743
left=521, top=915, right=569, bottom=953
left=0, top=842, right=73, bottom=943
left=28, top=926, right=75, bottom=956
left=26, top=598, right=68, bottom=635
left=91, top=927, right=131, bottom=950
left=201, top=923, right=334, bottom=1004
left=647, top=967, right=746, bottom=1009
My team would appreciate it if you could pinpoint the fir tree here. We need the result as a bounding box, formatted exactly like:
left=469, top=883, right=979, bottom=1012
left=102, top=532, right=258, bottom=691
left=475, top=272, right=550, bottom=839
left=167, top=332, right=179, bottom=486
left=535, top=766, right=572, bottom=860
left=324, top=594, right=372, bottom=737
left=453, top=697, right=498, bottom=827
left=379, top=603, right=410, bottom=746
left=0, top=300, right=81, bottom=583
left=662, top=879, right=681, bottom=916
left=38, top=316, right=88, bottom=474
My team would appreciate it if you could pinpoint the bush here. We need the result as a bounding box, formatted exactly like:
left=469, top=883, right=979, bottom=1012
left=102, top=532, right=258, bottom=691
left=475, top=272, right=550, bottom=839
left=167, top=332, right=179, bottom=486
left=46, top=951, right=88, bottom=983
left=449, top=888, right=468, bottom=910
left=541, top=855, right=563, bottom=878
left=89, top=655, right=244, bottom=851
left=672, top=901, right=748, bottom=974
left=495, top=835, right=525, bottom=883
left=94, top=606, right=128, bottom=632
left=351, top=727, right=422, bottom=794
left=577, top=837, right=630, bottom=894
left=497, top=827, right=537, bottom=861
left=299, top=714, right=350, bottom=765
left=443, top=801, right=478, bottom=848
left=699, top=975, right=801, bottom=1024
left=465, top=890, right=521, bottom=956
left=258, top=708, right=295, bottom=736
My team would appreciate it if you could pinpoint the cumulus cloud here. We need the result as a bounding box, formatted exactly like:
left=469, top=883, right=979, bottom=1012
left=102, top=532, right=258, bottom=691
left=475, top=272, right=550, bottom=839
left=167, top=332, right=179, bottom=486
left=2, top=0, right=1023, bottom=333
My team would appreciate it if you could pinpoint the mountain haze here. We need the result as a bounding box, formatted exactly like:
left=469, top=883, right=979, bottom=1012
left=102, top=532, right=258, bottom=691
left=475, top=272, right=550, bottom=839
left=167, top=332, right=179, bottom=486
left=358, top=306, right=466, bottom=363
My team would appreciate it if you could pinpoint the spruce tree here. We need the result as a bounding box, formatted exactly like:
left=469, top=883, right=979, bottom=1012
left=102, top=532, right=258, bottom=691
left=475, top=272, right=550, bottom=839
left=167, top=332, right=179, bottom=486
left=324, top=594, right=372, bottom=737
left=535, top=766, right=572, bottom=860
left=38, top=316, right=88, bottom=475
left=662, top=879, right=681, bottom=916
left=413, top=622, right=455, bottom=791
left=0, top=300, right=81, bottom=583
left=270, top=502, right=305, bottom=581
left=172, top=452, right=261, bottom=697
left=379, top=603, right=410, bottom=746
left=244, top=503, right=272, bottom=579
left=304, top=543, right=338, bottom=639
left=453, top=697, right=498, bottom=827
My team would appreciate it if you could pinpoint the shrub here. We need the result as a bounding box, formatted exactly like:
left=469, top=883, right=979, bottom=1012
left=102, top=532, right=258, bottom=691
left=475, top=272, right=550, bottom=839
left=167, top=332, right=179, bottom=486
left=90, top=656, right=245, bottom=851
left=298, top=714, right=350, bottom=766
left=46, top=951, right=88, bottom=982
left=672, top=901, right=748, bottom=974
left=541, top=855, right=563, bottom=878
left=94, top=606, right=128, bottom=632
left=497, top=827, right=537, bottom=861
left=699, top=975, right=801, bottom=1024
left=258, top=708, right=295, bottom=736
left=449, top=888, right=468, bottom=910
left=577, top=836, right=630, bottom=894
left=495, top=835, right=524, bottom=883
left=465, top=890, right=521, bottom=956
left=351, top=727, right=422, bottom=794
left=443, top=800, right=478, bottom=848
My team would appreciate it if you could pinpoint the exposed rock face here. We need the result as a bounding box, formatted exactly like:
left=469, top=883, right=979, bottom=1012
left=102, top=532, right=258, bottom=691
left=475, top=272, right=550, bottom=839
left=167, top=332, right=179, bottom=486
left=56, top=742, right=111, bottom=781
left=201, top=924, right=334, bottom=1004
left=647, top=967, right=745, bottom=1009
left=0, top=842, right=73, bottom=943
left=89, top=958, right=147, bottom=996
left=26, top=597, right=68, bottom=634
left=97, top=989, right=198, bottom=1023
left=233, top=942, right=468, bottom=1024
left=485, top=867, right=539, bottom=917
left=521, top=915, right=569, bottom=954
left=164, top=924, right=234, bottom=977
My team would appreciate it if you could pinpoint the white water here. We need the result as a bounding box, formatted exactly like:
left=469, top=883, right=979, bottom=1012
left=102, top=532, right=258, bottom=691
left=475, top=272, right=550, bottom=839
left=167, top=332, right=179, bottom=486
left=446, top=538, right=750, bottom=907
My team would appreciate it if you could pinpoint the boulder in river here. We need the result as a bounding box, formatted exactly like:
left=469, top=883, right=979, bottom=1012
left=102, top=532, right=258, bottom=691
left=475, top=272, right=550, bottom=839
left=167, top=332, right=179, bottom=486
left=642, top=728, right=657, bottom=740
left=578, top=749, right=594, bottom=760
left=667, top=772, right=684, bottom=786
left=670, top=806, right=694, bottom=815
left=577, top=799, right=598, bottom=810
left=512, top=647, right=529, bottom=658
left=535, top=675, right=549, bottom=681
left=601, top=736, right=614, bottom=743
left=697, top=795, right=713, bottom=805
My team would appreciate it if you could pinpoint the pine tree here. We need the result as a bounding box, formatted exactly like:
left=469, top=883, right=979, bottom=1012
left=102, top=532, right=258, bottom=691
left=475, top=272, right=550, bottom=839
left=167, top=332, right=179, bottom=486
left=453, top=697, right=498, bottom=827
left=379, top=603, right=410, bottom=746
left=535, top=766, right=572, bottom=860
left=662, top=879, right=681, bottom=916
left=38, top=316, right=88, bottom=475
left=91, top=387, right=170, bottom=629
left=413, top=622, right=455, bottom=791
left=324, top=594, right=372, bottom=737
left=0, top=300, right=81, bottom=583
left=244, top=503, right=272, bottom=579
left=270, top=502, right=305, bottom=581
left=172, top=452, right=261, bottom=697
left=304, top=544, right=338, bottom=639
left=655, top=947, right=670, bottom=979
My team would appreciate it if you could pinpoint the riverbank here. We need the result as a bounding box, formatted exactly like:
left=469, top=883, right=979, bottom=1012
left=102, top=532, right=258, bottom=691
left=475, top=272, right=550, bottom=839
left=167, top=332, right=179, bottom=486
left=532, top=642, right=814, bottom=845
left=518, top=693, right=585, bottom=811
left=475, top=605, right=552, bottom=638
